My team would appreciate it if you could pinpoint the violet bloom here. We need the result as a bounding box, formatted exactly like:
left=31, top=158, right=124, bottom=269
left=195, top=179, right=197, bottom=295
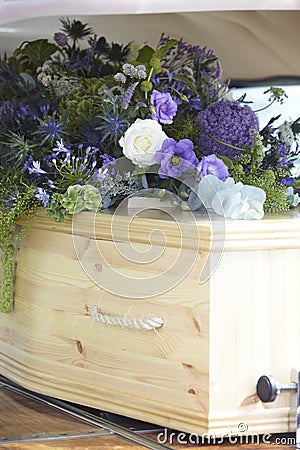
left=197, top=100, right=259, bottom=159
left=35, top=187, right=50, bottom=208
left=53, top=139, right=71, bottom=157
left=100, top=153, right=116, bottom=167
left=198, top=154, right=230, bottom=181
left=280, top=176, right=294, bottom=187
left=150, top=90, right=178, bottom=124
left=156, top=138, right=199, bottom=179
left=54, top=32, right=68, bottom=47
left=28, top=160, right=47, bottom=175
left=0, top=100, right=14, bottom=119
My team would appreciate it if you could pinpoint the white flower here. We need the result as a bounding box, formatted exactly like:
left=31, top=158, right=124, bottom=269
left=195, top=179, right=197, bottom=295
left=286, top=186, right=300, bottom=207
left=197, top=174, right=266, bottom=220
left=119, top=119, right=168, bottom=167
left=212, top=183, right=266, bottom=220
left=135, top=65, right=147, bottom=79
left=198, top=175, right=234, bottom=209
left=218, top=84, right=235, bottom=101
left=28, top=160, right=47, bottom=175
left=122, top=63, right=138, bottom=78
left=278, top=121, right=294, bottom=146
left=53, top=139, right=69, bottom=154
left=114, top=72, right=126, bottom=83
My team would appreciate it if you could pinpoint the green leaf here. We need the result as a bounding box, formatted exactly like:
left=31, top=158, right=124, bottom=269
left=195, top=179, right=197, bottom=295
left=216, top=154, right=234, bottom=170
left=154, top=39, right=178, bottom=59
left=136, top=44, right=154, bottom=63
left=19, top=72, right=37, bottom=89
left=172, top=74, right=196, bottom=93
left=21, top=39, right=58, bottom=67
left=200, top=56, right=218, bottom=68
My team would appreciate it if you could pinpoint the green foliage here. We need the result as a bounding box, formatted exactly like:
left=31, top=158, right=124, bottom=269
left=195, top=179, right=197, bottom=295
left=58, top=77, right=104, bottom=125
left=264, top=86, right=288, bottom=105
left=45, top=185, right=102, bottom=222
left=230, top=167, right=289, bottom=213
left=223, top=159, right=244, bottom=181
left=155, top=39, right=178, bottom=59
left=1, top=132, right=37, bottom=170
left=254, top=87, right=288, bottom=114
left=0, top=189, right=39, bottom=313
left=136, top=45, right=154, bottom=64
left=46, top=193, right=67, bottom=223
left=60, top=184, right=102, bottom=214
left=140, top=80, right=153, bottom=93
left=136, top=39, right=177, bottom=74
left=227, top=129, right=292, bottom=213
left=249, top=177, right=289, bottom=213
left=294, top=179, right=300, bottom=191
left=10, top=39, right=59, bottom=74
left=164, top=115, right=199, bottom=143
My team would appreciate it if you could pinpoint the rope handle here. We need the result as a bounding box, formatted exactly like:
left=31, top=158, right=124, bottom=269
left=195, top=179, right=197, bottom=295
left=88, top=305, right=164, bottom=331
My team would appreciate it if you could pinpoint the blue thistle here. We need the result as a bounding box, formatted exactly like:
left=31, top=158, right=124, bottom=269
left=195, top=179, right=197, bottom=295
left=97, top=114, right=129, bottom=146
left=34, top=113, right=68, bottom=146
left=77, top=121, right=103, bottom=148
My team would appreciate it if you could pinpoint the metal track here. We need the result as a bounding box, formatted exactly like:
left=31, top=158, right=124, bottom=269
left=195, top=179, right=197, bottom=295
left=0, top=376, right=172, bottom=449
left=0, top=428, right=113, bottom=444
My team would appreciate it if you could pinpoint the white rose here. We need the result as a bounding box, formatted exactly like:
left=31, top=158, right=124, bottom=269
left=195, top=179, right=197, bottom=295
left=119, top=119, right=168, bottom=167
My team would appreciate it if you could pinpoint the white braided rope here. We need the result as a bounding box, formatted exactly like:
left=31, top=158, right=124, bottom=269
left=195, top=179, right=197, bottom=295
left=89, top=305, right=164, bottom=330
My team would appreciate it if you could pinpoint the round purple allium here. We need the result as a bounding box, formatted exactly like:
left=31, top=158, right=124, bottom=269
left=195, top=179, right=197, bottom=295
left=150, top=90, right=178, bottom=125
left=53, top=32, right=68, bottom=47
left=197, top=100, right=259, bottom=159
left=198, top=154, right=230, bottom=181
left=156, top=138, right=199, bottom=179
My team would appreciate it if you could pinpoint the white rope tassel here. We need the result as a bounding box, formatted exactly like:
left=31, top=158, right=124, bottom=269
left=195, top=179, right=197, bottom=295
left=89, top=305, right=164, bottom=330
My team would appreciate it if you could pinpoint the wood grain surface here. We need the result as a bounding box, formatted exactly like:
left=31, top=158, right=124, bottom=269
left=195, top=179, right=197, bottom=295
left=1, top=210, right=300, bottom=437
left=0, top=385, right=297, bottom=449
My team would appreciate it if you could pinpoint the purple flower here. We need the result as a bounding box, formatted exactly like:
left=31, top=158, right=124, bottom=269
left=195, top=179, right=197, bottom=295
left=29, top=160, right=47, bottom=175
left=100, top=153, right=116, bottom=167
left=157, top=34, right=225, bottom=106
left=150, top=90, right=178, bottom=124
left=35, top=187, right=50, bottom=207
left=198, top=154, right=230, bottom=181
left=122, top=81, right=138, bottom=109
left=197, top=100, right=259, bottom=159
left=189, top=97, right=203, bottom=111
left=280, top=176, right=294, bottom=187
left=260, top=125, right=295, bottom=170
left=156, top=138, right=199, bottom=179
left=53, top=139, right=71, bottom=156
left=53, top=32, right=68, bottom=47
left=23, top=156, right=47, bottom=176
left=0, top=100, right=14, bottom=118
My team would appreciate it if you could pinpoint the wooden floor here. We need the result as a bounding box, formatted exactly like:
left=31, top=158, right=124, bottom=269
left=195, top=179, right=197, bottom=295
left=0, top=385, right=297, bottom=449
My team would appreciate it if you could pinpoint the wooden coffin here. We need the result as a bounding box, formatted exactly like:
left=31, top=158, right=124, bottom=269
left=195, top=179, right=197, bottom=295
left=0, top=208, right=300, bottom=436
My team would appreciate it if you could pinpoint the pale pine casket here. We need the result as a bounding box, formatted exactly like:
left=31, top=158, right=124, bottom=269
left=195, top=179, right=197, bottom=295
left=0, top=207, right=300, bottom=436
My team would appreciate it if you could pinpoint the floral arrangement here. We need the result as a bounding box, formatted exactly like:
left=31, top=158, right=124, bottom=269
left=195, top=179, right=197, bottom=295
left=0, top=18, right=300, bottom=312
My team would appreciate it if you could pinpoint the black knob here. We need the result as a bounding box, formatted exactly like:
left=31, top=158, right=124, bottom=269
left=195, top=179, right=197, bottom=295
left=256, top=375, right=278, bottom=402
